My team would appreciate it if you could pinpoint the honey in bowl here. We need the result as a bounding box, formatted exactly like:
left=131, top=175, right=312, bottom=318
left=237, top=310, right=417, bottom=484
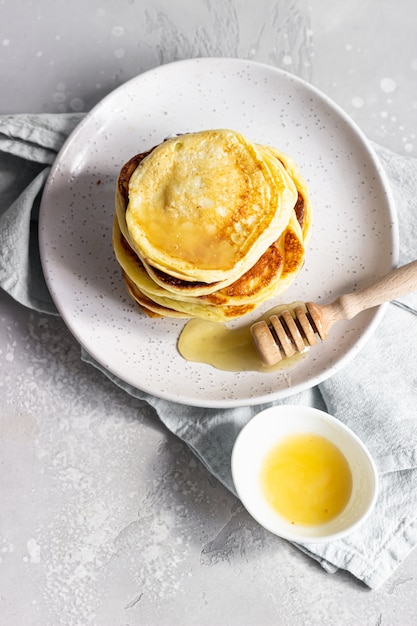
left=260, top=433, right=353, bottom=526
left=231, top=406, right=378, bottom=543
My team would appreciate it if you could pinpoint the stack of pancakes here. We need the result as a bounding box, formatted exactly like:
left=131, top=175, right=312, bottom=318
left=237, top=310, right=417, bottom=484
left=113, top=129, right=311, bottom=321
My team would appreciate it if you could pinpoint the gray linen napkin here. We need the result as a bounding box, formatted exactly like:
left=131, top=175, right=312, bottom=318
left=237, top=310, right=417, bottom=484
left=1, top=114, right=416, bottom=589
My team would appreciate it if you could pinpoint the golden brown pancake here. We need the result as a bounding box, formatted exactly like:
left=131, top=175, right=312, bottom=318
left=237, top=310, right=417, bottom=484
left=113, top=129, right=312, bottom=322
left=121, top=130, right=298, bottom=282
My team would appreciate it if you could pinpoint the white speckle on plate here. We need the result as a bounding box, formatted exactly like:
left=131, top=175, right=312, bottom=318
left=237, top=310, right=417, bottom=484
left=2, top=38, right=10, bottom=46
left=114, top=48, right=125, bottom=59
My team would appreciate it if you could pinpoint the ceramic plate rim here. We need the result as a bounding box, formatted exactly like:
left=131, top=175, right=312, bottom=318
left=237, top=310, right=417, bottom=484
left=39, top=57, right=398, bottom=408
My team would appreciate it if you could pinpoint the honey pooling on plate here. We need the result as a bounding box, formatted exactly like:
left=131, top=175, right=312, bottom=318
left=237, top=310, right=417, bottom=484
left=177, top=303, right=310, bottom=372
left=260, top=433, right=353, bottom=526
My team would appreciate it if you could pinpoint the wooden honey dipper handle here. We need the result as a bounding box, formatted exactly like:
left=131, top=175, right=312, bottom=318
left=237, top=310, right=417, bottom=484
left=314, top=258, right=417, bottom=334
left=251, top=259, right=417, bottom=366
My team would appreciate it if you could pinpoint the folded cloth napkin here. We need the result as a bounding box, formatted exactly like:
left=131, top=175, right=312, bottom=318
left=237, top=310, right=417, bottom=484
left=1, top=113, right=417, bottom=590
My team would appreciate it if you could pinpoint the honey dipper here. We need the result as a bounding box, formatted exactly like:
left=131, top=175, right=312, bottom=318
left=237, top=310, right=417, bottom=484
left=251, top=259, right=417, bottom=366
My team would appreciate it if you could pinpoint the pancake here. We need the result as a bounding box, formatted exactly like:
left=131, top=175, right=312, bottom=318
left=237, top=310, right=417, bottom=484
left=113, top=199, right=308, bottom=322
left=122, top=129, right=298, bottom=283
left=113, top=129, right=312, bottom=322
left=262, top=145, right=312, bottom=242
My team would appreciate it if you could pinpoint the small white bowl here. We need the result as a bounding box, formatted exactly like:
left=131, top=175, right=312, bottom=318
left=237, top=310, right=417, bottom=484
left=231, top=405, right=378, bottom=543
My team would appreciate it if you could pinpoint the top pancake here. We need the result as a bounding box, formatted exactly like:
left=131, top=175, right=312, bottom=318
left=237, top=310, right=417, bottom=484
left=124, top=129, right=298, bottom=283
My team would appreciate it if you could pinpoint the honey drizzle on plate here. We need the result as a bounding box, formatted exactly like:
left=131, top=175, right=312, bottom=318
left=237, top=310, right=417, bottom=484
left=177, top=302, right=309, bottom=372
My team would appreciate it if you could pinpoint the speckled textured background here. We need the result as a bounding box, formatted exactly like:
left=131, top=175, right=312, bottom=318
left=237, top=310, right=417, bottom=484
left=1, top=1, right=417, bottom=624
left=2, top=0, right=416, bottom=157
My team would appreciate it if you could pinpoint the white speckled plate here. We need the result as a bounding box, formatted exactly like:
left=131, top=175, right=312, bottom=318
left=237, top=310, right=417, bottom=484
left=39, top=58, right=397, bottom=408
